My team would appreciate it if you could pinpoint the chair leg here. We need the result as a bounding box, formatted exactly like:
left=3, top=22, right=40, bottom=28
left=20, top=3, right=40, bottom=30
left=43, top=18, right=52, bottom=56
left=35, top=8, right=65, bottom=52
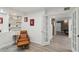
left=25, top=45, right=29, bottom=49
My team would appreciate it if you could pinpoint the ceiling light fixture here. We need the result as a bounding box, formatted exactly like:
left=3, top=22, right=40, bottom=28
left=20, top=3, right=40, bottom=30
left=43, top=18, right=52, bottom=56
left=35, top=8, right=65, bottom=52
left=64, top=19, right=68, bottom=23
left=52, top=16, right=55, bottom=19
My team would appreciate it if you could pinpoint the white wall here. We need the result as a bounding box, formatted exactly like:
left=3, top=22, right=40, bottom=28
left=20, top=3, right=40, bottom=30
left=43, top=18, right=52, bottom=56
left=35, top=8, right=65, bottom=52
left=0, top=32, right=15, bottom=49
left=21, top=10, right=53, bottom=45
left=21, top=10, right=54, bottom=45
left=56, top=23, right=61, bottom=32
left=69, top=19, right=72, bottom=38
left=1, top=14, right=9, bottom=32
left=0, top=13, right=14, bottom=48
left=47, top=16, right=52, bottom=37
left=0, top=8, right=25, bottom=49
left=47, top=17, right=53, bottom=43
left=21, top=11, right=44, bottom=45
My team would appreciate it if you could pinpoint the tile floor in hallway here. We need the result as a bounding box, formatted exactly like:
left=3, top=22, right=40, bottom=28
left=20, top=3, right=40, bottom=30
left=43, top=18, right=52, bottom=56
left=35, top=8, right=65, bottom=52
left=0, top=34, right=72, bottom=52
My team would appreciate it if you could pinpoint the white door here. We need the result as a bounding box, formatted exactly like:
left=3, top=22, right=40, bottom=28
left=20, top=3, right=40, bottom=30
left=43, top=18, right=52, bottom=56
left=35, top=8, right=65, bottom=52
left=71, top=8, right=79, bottom=52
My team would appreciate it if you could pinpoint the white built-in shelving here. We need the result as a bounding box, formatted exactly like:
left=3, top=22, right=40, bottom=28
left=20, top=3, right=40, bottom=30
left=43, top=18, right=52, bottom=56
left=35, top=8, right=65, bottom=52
left=9, top=15, right=22, bottom=31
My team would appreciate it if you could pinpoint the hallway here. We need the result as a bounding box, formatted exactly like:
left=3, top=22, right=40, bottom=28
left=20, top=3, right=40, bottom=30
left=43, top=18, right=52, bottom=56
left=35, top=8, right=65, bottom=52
left=0, top=34, right=72, bottom=52
left=50, top=34, right=72, bottom=52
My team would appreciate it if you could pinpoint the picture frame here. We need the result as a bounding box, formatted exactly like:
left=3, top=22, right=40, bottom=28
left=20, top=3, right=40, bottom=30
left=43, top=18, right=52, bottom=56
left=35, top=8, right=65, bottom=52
left=0, top=17, right=3, bottom=24
left=30, top=19, right=34, bottom=26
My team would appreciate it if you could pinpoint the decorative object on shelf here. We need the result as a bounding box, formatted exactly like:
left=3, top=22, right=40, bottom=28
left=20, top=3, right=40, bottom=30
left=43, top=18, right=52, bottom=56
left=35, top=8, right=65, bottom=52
left=17, top=16, right=22, bottom=20
left=9, top=24, right=11, bottom=27
left=16, top=25, right=18, bottom=27
left=30, top=19, right=34, bottom=26
left=0, top=30, right=1, bottom=32
left=24, top=17, right=28, bottom=22
left=0, top=17, right=3, bottom=24
left=9, top=24, right=11, bottom=31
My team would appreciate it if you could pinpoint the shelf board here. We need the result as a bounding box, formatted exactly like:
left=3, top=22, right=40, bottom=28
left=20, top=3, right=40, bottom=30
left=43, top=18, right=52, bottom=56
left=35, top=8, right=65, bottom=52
left=9, top=27, right=21, bottom=29
left=16, top=22, right=22, bottom=23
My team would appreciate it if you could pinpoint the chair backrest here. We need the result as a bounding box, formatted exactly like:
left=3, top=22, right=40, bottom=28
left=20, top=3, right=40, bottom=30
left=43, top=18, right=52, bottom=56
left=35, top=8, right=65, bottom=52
left=19, top=30, right=27, bottom=38
left=20, top=30, right=27, bottom=34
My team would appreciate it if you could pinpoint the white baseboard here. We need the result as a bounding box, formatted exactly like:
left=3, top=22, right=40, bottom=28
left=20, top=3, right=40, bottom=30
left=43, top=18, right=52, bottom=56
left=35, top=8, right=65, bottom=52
left=30, top=40, right=50, bottom=46
left=30, top=40, right=42, bottom=45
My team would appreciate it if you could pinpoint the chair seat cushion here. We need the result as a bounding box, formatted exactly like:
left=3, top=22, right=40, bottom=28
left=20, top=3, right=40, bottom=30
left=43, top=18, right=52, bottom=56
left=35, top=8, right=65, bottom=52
left=17, top=41, right=29, bottom=46
left=18, top=38, right=29, bottom=42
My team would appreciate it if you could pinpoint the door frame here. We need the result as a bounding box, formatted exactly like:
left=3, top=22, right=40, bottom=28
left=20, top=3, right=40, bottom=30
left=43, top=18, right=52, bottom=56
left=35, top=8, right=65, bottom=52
left=71, top=8, right=79, bottom=52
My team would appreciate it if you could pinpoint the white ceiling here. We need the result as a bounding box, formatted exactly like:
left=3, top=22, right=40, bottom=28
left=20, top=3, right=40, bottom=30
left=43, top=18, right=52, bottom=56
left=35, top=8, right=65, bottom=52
left=11, top=7, right=67, bottom=14
left=12, top=7, right=70, bottom=15
left=12, top=7, right=71, bottom=20
left=11, top=7, right=44, bottom=13
left=9, top=7, right=71, bottom=20
left=0, top=7, right=71, bottom=15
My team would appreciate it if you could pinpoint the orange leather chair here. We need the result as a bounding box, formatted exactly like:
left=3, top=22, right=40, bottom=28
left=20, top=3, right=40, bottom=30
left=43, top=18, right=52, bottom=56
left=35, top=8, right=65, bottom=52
left=16, top=30, right=30, bottom=48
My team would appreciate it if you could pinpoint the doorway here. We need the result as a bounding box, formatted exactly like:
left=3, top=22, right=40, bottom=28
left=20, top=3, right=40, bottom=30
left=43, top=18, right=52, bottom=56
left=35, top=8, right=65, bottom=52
left=50, top=17, right=72, bottom=52
left=51, top=18, right=56, bottom=36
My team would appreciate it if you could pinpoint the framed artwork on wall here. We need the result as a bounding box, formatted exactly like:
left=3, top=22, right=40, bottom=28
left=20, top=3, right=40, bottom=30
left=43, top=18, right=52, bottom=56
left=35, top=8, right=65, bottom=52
left=24, top=17, right=28, bottom=22
left=30, top=19, right=34, bottom=26
left=0, top=17, right=3, bottom=24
